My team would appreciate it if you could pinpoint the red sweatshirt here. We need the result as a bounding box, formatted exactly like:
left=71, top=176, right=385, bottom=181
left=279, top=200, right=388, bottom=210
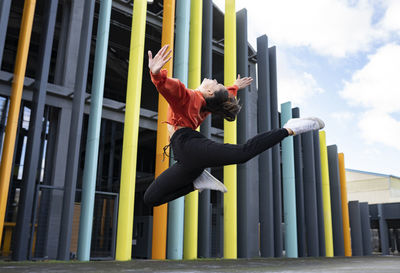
left=150, top=69, right=238, bottom=130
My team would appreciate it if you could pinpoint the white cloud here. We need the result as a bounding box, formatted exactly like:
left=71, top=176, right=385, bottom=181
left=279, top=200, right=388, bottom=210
left=339, top=43, right=400, bottom=150
left=214, top=0, right=399, bottom=57
left=340, top=43, right=400, bottom=112
left=330, top=111, right=355, bottom=121
left=379, top=0, right=400, bottom=34
left=358, top=110, right=400, bottom=150
left=276, top=50, right=324, bottom=105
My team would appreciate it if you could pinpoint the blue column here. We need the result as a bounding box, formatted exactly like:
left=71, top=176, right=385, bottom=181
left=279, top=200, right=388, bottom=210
left=280, top=101, right=298, bottom=258
left=77, top=0, right=112, bottom=261
left=167, top=0, right=190, bottom=260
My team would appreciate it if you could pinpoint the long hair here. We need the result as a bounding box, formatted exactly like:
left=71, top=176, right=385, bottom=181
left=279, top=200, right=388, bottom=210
left=203, top=87, right=241, bottom=121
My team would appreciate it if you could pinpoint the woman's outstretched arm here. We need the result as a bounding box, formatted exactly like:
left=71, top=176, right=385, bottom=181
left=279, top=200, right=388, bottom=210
left=149, top=45, right=190, bottom=106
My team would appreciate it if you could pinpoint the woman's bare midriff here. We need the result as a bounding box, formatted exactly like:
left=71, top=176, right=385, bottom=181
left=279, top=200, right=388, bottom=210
left=168, top=123, right=184, bottom=139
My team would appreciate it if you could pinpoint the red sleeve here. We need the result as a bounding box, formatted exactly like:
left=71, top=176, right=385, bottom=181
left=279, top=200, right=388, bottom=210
left=227, top=85, right=238, bottom=97
left=150, top=69, right=191, bottom=107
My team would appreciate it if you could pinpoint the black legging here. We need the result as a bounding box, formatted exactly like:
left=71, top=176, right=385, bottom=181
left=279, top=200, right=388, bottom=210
left=143, top=127, right=288, bottom=207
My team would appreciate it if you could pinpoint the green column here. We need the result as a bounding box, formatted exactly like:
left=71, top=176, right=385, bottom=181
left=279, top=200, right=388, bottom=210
left=280, top=101, right=298, bottom=258
left=77, top=0, right=112, bottom=261
left=167, top=0, right=190, bottom=260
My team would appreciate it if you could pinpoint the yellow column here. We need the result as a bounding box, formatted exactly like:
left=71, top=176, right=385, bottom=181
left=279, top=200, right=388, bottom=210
left=223, top=0, right=237, bottom=259
left=338, top=153, right=352, bottom=256
left=152, top=0, right=175, bottom=260
left=319, top=131, right=334, bottom=257
left=183, top=0, right=202, bottom=260
left=115, top=0, right=147, bottom=261
left=0, top=0, right=36, bottom=245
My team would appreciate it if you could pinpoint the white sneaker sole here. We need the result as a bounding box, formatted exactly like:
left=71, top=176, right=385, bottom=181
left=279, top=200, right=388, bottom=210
left=305, top=117, right=325, bottom=130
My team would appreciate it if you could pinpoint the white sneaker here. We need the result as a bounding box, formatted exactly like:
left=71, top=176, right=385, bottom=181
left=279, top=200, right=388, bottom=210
left=283, top=117, right=325, bottom=135
left=193, top=170, right=228, bottom=193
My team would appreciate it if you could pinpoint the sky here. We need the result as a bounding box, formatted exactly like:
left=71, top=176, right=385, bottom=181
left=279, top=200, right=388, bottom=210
left=213, top=0, right=400, bottom=177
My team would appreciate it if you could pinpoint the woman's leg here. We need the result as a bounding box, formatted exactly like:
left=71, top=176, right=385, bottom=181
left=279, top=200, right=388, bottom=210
left=180, top=128, right=289, bottom=168
left=143, top=162, right=203, bottom=207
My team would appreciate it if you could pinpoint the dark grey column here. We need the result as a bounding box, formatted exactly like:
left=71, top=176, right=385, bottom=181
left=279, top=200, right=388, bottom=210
left=313, top=130, right=325, bottom=256
left=54, top=0, right=85, bottom=87
left=377, top=203, right=390, bottom=255
left=327, top=145, right=345, bottom=256
left=257, top=35, right=274, bottom=257
left=13, top=0, right=59, bottom=261
left=237, top=9, right=259, bottom=258
left=292, top=108, right=306, bottom=257
left=301, top=131, right=319, bottom=256
left=349, top=201, right=363, bottom=256
left=198, top=0, right=213, bottom=258
left=36, top=107, right=72, bottom=259
left=0, top=0, right=11, bottom=65
left=360, top=202, right=372, bottom=255
left=58, top=0, right=95, bottom=260
left=269, top=46, right=283, bottom=257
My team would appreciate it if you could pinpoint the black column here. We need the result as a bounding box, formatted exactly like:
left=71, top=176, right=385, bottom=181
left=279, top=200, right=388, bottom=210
left=360, top=202, right=372, bottom=255
left=349, top=200, right=363, bottom=256
left=378, top=203, right=390, bottom=255
left=313, top=130, right=325, bottom=256
left=237, top=9, right=259, bottom=258
left=292, top=108, right=306, bottom=257
left=301, top=131, right=319, bottom=256
left=257, top=35, right=274, bottom=257
left=58, top=0, right=95, bottom=260
left=269, top=46, right=283, bottom=257
left=199, top=0, right=212, bottom=258
left=327, top=145, right=345, bottom=256
left=13, top=0, right=59, bottom=261
left=0, top=0, right=11, bottom=65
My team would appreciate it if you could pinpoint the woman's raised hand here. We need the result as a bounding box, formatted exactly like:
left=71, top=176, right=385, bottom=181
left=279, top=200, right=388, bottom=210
left=234, top=74, right=253, bottom=90
left=148, top=45, right=172, bottom=74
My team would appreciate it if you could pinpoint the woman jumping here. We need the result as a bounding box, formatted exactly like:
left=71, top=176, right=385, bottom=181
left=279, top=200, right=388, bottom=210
left=143, top=45, right=324, bottom=207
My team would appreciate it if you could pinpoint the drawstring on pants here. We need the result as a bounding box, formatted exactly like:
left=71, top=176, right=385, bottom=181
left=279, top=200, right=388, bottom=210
left=162, top=143, right=171, bottom=161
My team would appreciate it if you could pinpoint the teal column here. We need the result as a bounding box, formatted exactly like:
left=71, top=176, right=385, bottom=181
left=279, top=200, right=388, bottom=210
left=77, top=0, right=112, bottom=261
left=280, top=101, right=298, bottom=258
left=167, top=0, right=190, bottom=260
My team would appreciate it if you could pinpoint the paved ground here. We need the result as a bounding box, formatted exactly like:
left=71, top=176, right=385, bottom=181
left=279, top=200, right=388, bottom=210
left=0, top=256, right=399, bottom=273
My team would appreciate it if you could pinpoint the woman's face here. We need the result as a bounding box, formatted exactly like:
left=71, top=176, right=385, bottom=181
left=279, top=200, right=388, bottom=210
left=198, top=78, right=224, bottom=98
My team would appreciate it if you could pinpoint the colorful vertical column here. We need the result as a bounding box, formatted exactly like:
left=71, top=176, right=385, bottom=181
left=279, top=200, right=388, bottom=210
left=152, top=0, right=175, bottom=260
left=223, top=0, right=237, bottom=259
left=338, top=153, right=352, bottom=256
left=77, top=0, right=112, bottom=261
left=183, top=0, right=202, bottom=260
left=0, top=0, right=36, bottom=245
left=280, top=101, right=298, bottom=258
left=115, top=0, right=147, bottom=261
left=167, top=0, right=188, bottom=260
left=313, top=130, right=326, bottom=256
left=318, top=131, right=334, bottom=257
